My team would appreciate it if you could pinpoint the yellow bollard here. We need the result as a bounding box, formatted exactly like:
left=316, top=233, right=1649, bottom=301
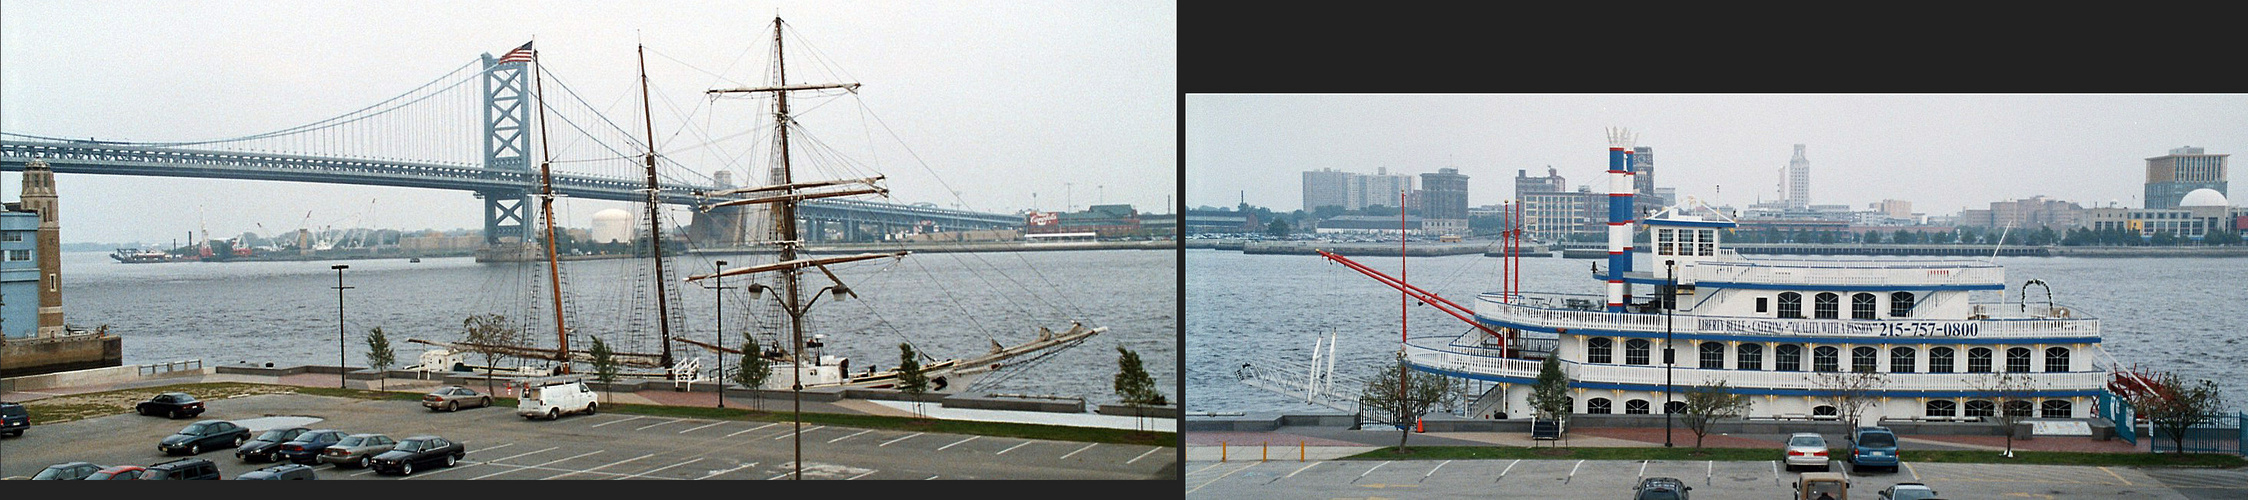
left=1262, top=441, right=1268, bottom=461
left=1221, top=441, right=1227, bottom=462
left=1300, top=440, right=1307, bottom=462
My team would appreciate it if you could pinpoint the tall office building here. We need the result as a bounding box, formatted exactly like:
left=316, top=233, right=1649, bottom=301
left=1515, top=166, right=1567, bottom=200
left=1785, top=144, right=1810, bottom=210
left=2144, top=146, right=2228, bottom=209
left=1350, top=167, right=1414, bottom=210
left=1419, top=168, right=1470, bottom=220
left=1631, top=146, right=1658, bottom=201
left=1302, top=168, right=1351, bottom=211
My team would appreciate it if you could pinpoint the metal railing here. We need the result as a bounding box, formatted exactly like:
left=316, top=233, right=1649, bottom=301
left=1408, top=342, right=2105, bottom=392
left=138, top=359, right=203, bottom=377
left=1474, top=296, right=2101, bottom=340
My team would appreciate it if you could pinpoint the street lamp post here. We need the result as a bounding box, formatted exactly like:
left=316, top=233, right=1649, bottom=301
left=1663, top=259, right=1676, bottom=448
left=331, top=264, right=351, bottom=390
left=744, top=281, right=849, bottom=481
left=709, top=261, right=733, bottom=409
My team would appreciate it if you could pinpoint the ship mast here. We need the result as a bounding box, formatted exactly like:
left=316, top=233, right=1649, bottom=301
left=531, top=44, right=572, bottom=372
left=638, top=43, right=677, bottom=373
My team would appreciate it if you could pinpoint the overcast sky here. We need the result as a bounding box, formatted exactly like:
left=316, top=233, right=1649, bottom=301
left=2, top=0, right=1174, bottom=245
left=1187, top=94, right=2248, bottom=217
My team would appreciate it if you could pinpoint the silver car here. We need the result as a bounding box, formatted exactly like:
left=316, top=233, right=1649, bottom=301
left=316, top=433, right=397, bottom=468
left=1783, top=432, right=1830, bottom=472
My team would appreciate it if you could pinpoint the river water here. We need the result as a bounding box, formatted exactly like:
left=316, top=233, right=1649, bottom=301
left=1186, top=249, right=2248, bottom=414
left=60, top=248, right=1176, bottom=405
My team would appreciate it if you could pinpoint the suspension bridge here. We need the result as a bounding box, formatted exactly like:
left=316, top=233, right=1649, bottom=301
left=0, top=47, right=1022, bottom=249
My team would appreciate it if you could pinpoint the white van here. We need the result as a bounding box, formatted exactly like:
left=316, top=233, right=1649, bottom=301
left=516, top=378, right=598, bottom=420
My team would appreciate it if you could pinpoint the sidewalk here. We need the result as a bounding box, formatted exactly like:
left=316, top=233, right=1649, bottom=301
left=1183, top=425, right=2153, bottom=461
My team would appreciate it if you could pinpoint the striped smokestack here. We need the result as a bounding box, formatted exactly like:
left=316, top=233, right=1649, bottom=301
left=1605, top=128, right=1636, bottom=312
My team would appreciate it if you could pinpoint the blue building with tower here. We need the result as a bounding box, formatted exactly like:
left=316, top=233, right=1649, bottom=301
left=0, top=207, right=36, bottom=339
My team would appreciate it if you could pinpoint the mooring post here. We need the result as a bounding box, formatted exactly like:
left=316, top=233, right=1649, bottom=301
left=1220, top=441, right=1227, bottom=462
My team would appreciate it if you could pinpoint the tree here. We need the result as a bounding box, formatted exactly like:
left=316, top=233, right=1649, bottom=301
left=460, top=313, right=524, bottom=396
left=1267, top=219, right=1291, bottom=236
left=2204, top=229, right=2242, bottom=246
left=587, top=335, right=618, bottom=403
left=896, top=343, right=929, bottom=415
left=1814, top=369, right=1887, bottom=431
left=1681, top=381, right=1754, bottom=450
left=2122, top=370, right=2229, bottom=455
left=1975, top=371, right=2038, bottom=457
left=734, top=337, right=772, bottom=409
left=1528, top=355, right=1572, bottom=423
left=1356, top=351, right=1457, bottom=453
left=1113, top=345, right=1167, bottom=407
left=364, top=326, right=395, bottom=392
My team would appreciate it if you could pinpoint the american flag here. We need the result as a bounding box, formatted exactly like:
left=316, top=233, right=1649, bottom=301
left=497, top=41, right=534, bottom=63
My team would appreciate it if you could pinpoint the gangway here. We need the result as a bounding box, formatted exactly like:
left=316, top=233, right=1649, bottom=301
left=1234, top=330, right=1361, bottom=413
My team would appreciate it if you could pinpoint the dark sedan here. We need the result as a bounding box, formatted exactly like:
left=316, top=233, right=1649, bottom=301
left=368, top=435, right=466, bottom=476
left=275, top=429, right=348, bottom=465
left=236, top=426, right=309, bottom=462
left=136, top=392, right=206, bottom=419
left=159, top=420, right=250, bottom=455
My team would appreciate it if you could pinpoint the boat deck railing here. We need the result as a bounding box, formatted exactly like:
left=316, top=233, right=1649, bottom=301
left=1476, top=292, right=2098, bottom=340
left=1406, top=341, right=2104, bottom=392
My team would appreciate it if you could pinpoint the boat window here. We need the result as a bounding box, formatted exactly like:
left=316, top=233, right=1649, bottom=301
left=1813, top=405, right=1837, bottom=416
left=1926, top=400, right=1956, bottom=417
left=1625, top=339, right=1651, bottom=365
left=1625, top=399, right=1650, bottom=414
left=1964, top=400, right=1995, bottom=417
left=1699, top=342, right=1725, bottom=369
left=1890, top=347, right=1916, bottom=373
left=2044, top=347, right=2070, bottom=372
left=1776, top=344, right=1802, bottom=371
left=1967, top=348, right=1993, bottom=373
left=1587, top=398, right=1612, bottom=414
left=1664, top=401, right=1686, bottom=414
left=1814, top=293, right=1839, bottom=319
left=1890, top=292, right=1915, bottom=317
left=1851, top=293, right=1877, bottom=320
left=1928, top=347, right=1955, bottom=373
left=1735, top=344, right=1762, bottom=371
left=1756, top=297, right=1768, bottom=313
left=1658, top=228, right=1676, bottom=256
left=1852, top=346, right=1878, bottom=373
left=2041, top=399, right=2073, bottom=418
left=2004, top=400, right=2034, bottom=417
left=1696, top=229, right=1714, bottom=256
left=1587, top=338, right=1613, bottom=364
left=1777, top=293, right=1802, bottom=319
left=2005, top=347, right=2031, bottom=373
left=1812, top=346, right=1839, bottom=372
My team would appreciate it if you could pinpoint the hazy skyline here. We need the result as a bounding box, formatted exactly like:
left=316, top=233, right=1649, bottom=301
left=1187, top=94, right=2248, bottom=219
left=2, top=0, right=1175, bottom=245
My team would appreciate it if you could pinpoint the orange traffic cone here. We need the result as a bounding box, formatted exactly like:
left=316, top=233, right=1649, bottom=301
left=1415, top=418, right=1425, bottom=433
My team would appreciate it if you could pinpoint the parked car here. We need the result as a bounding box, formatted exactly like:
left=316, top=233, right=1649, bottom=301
left=236, top=426, right=309, bottom=462
left=276, top=429, right=349, bottom=465
left=85, top=465, right=148, bottom=480
left=423, top=386, right=493, bottom=412
left=30, top=461, right=103, bottom=480
left=142, top=457, right=222, bottom=480
left=235, top=463, right=318, bottom=480
left=1632, top=476, right=1692, bottom=500
left=1849, top=426, right=1900, bottom=473
left=317, top=433, right=397, bottom=468
left=516, top=377, right=597, bottom=420
left=135, top=392, right=206, bottom=419
left=0, top=401, right=27, bottom=437
left=159, top=420, right=250, bottom=455
left=1877, top=482, right=1940, bottom=500
left=369, top=435, right=466, bottom=476
left=1792, top=471, right=1850, bottom=500
left=1783, top=432, right=1831, bottom=472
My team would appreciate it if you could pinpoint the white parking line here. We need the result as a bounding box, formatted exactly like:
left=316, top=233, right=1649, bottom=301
left=847, top=469, right=878, bottom=480
left=1286, top=461, right=1320, bottom=478
left=1706, top=460, right=1714, bottom=485
left=727, top=423, right=779, bottom=437
left=466, top=443, right=514, bottom=454
left=880, top=433, right=923, bottom=447
left=1566, top=459, right=1584, bottom=484
left=1638, top=459, right=1648, bottom=479
left=995, top=441, right=1034, bottom=455
left=1188, top=462, right=1229, bottom=475
left=1126, top=447, right=1163, bottom=464
left=694, top=461, right=760, bottom=480
left=469, top=450, right=602, bottom=480
left=611, top=457, right=706, bottom=480
left=589, top=416, right=646, bottom=428
left=938, top=436, right=980, bottom=451
left=677, top=421, right=726, bottom=434
left=1186, top=462, right=1259, bottom=495
left=1058, top=443, right=1098, bottom=460
left=634, top=419, right=684, bottom=431
left=1497, top=459, right=1519, bottom=482
left=772, top=425, right=825, bottom=439
left=1422, top=460, right=1449, bottom=482
left=1353, top=461, right=1389, bottom=483
left=1906, top=461, right=1921, bottom=481
left=827, top=429, right=873, bottom=443
left=541, top=452, right=656, bottom=480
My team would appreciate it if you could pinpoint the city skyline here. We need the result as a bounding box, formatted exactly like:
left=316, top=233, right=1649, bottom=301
left=1186, top=94, right=2248, bottom=218
left=2, top=0, right=1176, bottom=244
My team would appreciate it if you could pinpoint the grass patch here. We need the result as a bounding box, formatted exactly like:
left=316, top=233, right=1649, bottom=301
left=16, top=382, right=297, bottom=425
left=1903, top=449, right=2246, bottom=468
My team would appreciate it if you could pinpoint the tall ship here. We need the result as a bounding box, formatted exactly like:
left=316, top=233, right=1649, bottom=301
left=1367, top=129, right=2114, bottom=423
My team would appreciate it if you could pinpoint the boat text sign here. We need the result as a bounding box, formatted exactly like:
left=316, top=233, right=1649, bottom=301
left=1698, top=318, right=1981, bottom=338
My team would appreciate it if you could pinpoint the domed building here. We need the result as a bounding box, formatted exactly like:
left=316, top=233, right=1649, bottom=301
left=589, top=208, right=634, bottom=244
left=2083, top=187, right=2245, bottom=241
left=2178, top=188, right=2229, bottom=208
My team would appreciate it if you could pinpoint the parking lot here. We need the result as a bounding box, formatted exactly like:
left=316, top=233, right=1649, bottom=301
left=0, top=392, right=1174, bottom=480
left=1185, top=456, right=2248, bottom=499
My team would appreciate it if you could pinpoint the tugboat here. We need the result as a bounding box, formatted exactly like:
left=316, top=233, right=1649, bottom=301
left=109, top=248, right=172, bottom=263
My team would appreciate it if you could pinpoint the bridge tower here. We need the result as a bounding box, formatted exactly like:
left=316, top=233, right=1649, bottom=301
left=477, top=52, right=533, bottom=248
